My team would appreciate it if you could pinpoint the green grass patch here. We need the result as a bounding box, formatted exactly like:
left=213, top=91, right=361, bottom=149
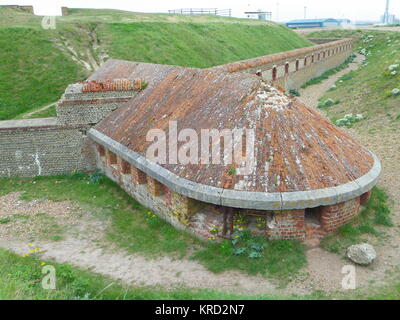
left=193, top=237, right=306, bottom=282
left=0, top=247, right=291, bottom=300
left=320, top=187, right=392, bottom=253
left=307, top=29, right=400, bottom=130
left=103, top=22, right=312, bottom=68
left=0, top=28, right=85, bottom=120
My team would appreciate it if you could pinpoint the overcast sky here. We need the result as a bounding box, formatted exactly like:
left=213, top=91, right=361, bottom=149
left=1, top=0, right=399, bottom=22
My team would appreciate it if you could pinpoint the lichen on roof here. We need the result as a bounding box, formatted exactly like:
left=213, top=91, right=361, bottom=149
left=93, top=64, right=375, bottom=194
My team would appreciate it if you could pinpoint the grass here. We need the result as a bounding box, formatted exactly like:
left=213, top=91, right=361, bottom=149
left=0, top=27, right=85, bottom=120
left=320, top=187, right=393, bottom=254
left=103, top=22, right=313, bottom=68
left=15, top=104, right=57, bottom=119
left=307, top=29, right=400, bottom=130
left=0, top=173, right=306, bottom=280
left=0, top=7, right=312, bottom=120
left=1, top=247, right=399, bottom=300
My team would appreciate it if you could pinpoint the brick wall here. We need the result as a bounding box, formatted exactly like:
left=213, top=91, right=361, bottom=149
left=320, top=197, right=361, bottom=232
left=215, top=38, right=354, bottom=91
left=56, top=89, right=137, bottom=125
left=0, top=119, right=96, bottom=177
left=93, top=143, right=367, bottom=242
left=360, top=190, right=372, bottom=206
left=267, top=210, right=306, bottom=240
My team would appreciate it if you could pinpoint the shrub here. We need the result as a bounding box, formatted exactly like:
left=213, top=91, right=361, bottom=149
left=335, top=113, right=364, bottom=127
left=391, top=88, right=400, bottom=96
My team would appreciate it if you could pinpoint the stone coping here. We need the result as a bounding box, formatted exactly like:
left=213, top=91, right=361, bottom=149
left=210, top=38, right=354, bottom=73
left=0, top=118, right=90, bottom=131
left=89, top=129, right=381, bottom=211
left=0, top=118, right=59, bottom=129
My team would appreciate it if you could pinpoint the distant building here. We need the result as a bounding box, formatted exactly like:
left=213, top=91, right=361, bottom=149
left=244, top=10, right=272, bottom=21
left=338, top=19, right=352, bottom=27
left=380, top=14, right=400, bottom=25
left=286, top=18, right=341, bottom=29
left=354, top=20, right=376, bottom=26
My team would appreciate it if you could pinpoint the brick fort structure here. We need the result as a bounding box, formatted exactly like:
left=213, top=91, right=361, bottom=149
left=0, top=38, right=381, bottom=243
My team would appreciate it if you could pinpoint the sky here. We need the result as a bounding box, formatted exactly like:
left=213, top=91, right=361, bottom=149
left=0, top=0, right=399, bottom=22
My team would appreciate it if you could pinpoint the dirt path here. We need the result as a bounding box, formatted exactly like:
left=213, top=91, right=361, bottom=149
left=0, top=188, right=398, bottom=296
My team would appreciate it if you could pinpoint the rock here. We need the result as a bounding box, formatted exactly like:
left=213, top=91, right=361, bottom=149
left=347, top=243, right=377, bottom=265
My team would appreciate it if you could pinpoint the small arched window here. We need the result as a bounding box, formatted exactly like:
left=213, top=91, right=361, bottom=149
left=285, top=62, right=289, bottom=75
left=272, top=66, right=277, bottom=81
left=296, top=59, right=299, bottom=71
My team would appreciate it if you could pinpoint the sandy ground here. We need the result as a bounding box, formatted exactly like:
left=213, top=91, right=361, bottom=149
left=0, top=55, right=399, bottom=296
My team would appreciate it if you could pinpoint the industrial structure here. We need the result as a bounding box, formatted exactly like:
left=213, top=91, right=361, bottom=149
left=244, top=10, right=272, bottom=21
left=286, top=18, right=342, bottom=29
left=168, top=8, right=232, bottom=17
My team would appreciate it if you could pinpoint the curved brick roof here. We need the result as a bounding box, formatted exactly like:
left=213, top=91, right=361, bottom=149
left=94, top=68, right=375, bottom=195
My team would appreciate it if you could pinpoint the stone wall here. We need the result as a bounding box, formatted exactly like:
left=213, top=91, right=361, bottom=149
left=273, top=47, right=352, bottom=90
left=56, top=83, right=138, bottom=125
left=93, top=142, right=371, bottom=242
left=2, top=5, right=34, bottom=14
left=61, top=7, right=69, bottom=16
left=212, top=38, right=354, bottom=91
left=0, top=118, right=95, bottom=177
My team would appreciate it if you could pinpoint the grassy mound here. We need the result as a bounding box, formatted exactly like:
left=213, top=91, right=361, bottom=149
left=0, top=7, right=312, bottom=119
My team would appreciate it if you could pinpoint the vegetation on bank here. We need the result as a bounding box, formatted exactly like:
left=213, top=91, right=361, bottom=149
left=0, top=27, right=84, bottom=120
left=307, top=29, right=400, bottom=130
left=103, top=22, right=312, bottom=68
left=0, top=6, right=312, bottom=120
